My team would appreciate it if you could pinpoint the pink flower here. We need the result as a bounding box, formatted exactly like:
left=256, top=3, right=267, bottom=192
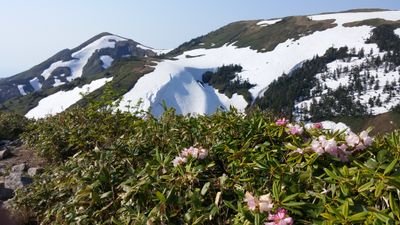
left=287, top=124, right=304, bottom=135
left=294, top=148, right=304, bottom=154
left=337, top=150, right=350, bottom=162
left=324, top=139, right=338, bottom=157
left=173, top=146, right=208, bottom=166
left=244, top=192, right=274, bottom=212
left=345, top=132, right=360, bottom=147
left=338, top=144, right=348, bottom=151
left=360, top=131, right=373, bottom=146
left=198, top=148, right=208, bottom=159
left=318, top=135, right=327, bottom=146
left=355, top=143, right=366, bottom=151
left=259, top=194, right=274, bottom=213
left=172, top=156, right=187, bottom=167
left=265, top=208, right=294, bottom=225
left=188, top=147, right=199, bottom=158
left=313, top=122, right=323, bottom=129
left=311, top=139, right=324, bottom=155
left=276, top=118, right=289, bottom=126
left=244, top=192, right=258, bottom=211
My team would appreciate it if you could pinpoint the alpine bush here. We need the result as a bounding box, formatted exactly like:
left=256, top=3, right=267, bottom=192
left=0, top=111, right=30, bottom=140
left=13, top=100, right=400, bottom=224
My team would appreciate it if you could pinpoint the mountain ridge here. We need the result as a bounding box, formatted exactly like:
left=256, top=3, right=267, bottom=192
left=1, top=9, right=400, bottom=132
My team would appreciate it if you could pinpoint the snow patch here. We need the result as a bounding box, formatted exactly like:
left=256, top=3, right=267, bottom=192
left=26, top=77, right=112, bottom=119
left=256, top=19, right=282, bottom=27
left=41, top=35, right=126, bottom=81
left=137, top=44, right=172, bottom=55
left=100, top=55, right=114, bottom=69
left=17, top=85, right=27, bottom=96
left=309, top=11, right=400, bottom=26
left=29, top=77, right=42, bottom=91
left=394, top=28, right=400, bottom=37
left=53, top=77, right=65, bottom=87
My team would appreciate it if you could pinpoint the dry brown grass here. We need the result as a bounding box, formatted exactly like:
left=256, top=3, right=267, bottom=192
left=343, top=18, right=400, bottom=27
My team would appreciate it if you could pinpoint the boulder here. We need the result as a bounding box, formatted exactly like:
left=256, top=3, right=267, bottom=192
left=0, top=149, right=11, bottom=160
left=27, top=167, right=44, bottom=177
left=0, top=187, right=14, bottom=201
left=4, top=173, right=32, bottom=190
left=10, top=163, right=27, bottom=173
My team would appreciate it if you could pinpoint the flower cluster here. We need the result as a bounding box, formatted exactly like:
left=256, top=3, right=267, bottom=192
left=310, top=131, right=373, bottom=162
left=276, top=118, right=305, bottom=135
left=265, top=208, right=294, bottom=225
left=312, top=122, right=323, bottom=129
left=286, top=123, right=304, bottom=135
left=244, top=192, right=274, bottom=213
left=172, top=146, right=208, bottom=167
left=275, top=118, right=289, bottom=126
left=244, top=192, right=294, bottom=225
left=345, top=131, right=373, bottom=151
left=311, top=136, right=349, bottom=161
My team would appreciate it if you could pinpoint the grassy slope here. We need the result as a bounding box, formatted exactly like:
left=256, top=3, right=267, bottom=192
left=344, top=18, right=400, bottom=27
left=168, top=16, right=336, bottom=56
left=73, top=58, right=156, bottom=107
left=332, top=111, right=400, bottom=135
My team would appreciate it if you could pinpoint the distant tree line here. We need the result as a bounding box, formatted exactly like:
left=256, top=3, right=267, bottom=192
left=202, top=64, right=255, bottom=103
left=254, top=46, right=352, bottom=118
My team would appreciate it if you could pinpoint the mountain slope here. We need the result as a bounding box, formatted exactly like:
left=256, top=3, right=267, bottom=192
left=0, top=32, right=157, bottom=105
left=120, top=10, right=400, bottom=117
left=2, top=9, right=400, bottom=123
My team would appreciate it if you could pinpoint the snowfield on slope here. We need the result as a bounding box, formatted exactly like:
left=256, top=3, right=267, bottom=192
left=120, top=11, right=400, bottom=116
left=41, top=35, right=127, bottom=81
left=137, top=44, right=172, bottom=55
left=26, top=77, right=112, bottom=119
left=256, top=19, right=282, bottom=27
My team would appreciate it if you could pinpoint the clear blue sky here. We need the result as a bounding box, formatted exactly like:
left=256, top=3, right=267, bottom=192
left=0, top=0, right=399, bottom=77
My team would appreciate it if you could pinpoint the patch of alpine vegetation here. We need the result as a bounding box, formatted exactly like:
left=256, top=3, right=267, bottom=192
left=202, top=64, right=255, bottom=103
left=343, top=18, right=400, bottom=28
left=168, top=16, right=336, bottom=55
left=254, top=46, right=353, bottom=117
left=10, top=95, right=400, bottom=224
left=293, top=24, right=400, bottom=120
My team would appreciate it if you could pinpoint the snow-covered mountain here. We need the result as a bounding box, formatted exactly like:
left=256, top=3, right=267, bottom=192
left=0, top=32, right=161, bottom=104
left=119, top=9, right=400, bottom=117
left=2, top=9, right=400, bottom=122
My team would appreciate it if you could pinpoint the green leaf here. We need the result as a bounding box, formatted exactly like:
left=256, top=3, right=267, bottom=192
left=282, top=201, right=306, bottom=207
left=374, top=212, right=391, bottom=223
left=384, top=159, right=398, bottom=175
left=377, top=150, right=388, bottom=163
left=342, top=201, right=349, bottom=218
left=348, top=211, right=368, bottom=222
left=201, top=182, right=211, bottom=196
left=223, top=200, right=237, bottom=211
left=100, top=191, right=112, bottom=199
left=282, top=193, right=299, bottom=203
left=389, top=192, right=400, bottom=219
left=358, top=180, right=374, bottom=192
left=374, top=181, right=385, bottom=198
left=272, top=180, right=281, bottom=200
left=324, top=168, right=339, bottom=180
left=156, top=191, right=166, bottom=203
left=254, top=213, right=260, bottom=225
